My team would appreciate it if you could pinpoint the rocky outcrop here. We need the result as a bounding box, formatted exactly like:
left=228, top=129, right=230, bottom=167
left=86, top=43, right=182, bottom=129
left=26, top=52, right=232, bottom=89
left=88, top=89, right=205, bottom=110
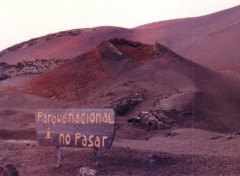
left=0, top=62, right=10, bottom=69
left=104, top=93, right=144, bottom=115
left=45, top=30, right=81, bottom=42
left=0, top=59, right=65, bottom=80
left=97, top=38, right=169, bottom=62
left=128, top=109, right=175, bottom=130
left=0, top=39, right=37, bottom=57
left=0, top=164, right=19, bottom=176
left=148, top=154, right=171, bottom=167
left=0, top=74, right=8, bottom=80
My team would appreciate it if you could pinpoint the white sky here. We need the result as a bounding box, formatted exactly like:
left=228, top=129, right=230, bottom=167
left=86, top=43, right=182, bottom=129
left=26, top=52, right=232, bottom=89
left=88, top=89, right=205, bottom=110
left=0, top=0, right=240, bottom=51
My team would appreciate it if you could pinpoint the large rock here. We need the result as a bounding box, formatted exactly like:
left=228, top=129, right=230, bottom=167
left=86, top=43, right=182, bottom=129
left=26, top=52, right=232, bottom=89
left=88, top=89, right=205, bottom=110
left=0, top=62, right=10, bottom=69
left=148, top=154, right=171, bottom=167
left=0, top=164, right=19, bottom=176
left=104, top=93, right=144, bottom=115
left=0, top=59, right=65, bottom=80
left=128, top=109, right=175, bottom=130
left=0, top=74, right=9, bottom=80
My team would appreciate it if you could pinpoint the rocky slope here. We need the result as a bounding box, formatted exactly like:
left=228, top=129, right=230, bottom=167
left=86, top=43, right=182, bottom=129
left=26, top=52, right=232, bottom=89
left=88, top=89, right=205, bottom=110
left=0, top=59, right=65, bottom=80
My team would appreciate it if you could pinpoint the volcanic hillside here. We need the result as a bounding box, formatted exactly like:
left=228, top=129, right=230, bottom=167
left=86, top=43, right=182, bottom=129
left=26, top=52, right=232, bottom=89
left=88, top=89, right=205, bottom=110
left=0, top=5, right=240, bottom=72
left=0, top=27, right=132, bottom=64
left=18, top=38, right=240, bottom=132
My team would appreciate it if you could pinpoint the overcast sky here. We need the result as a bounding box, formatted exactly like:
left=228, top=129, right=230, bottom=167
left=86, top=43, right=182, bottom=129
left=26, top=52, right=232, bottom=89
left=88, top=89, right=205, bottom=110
left=0, top=0, right=240, bottom=51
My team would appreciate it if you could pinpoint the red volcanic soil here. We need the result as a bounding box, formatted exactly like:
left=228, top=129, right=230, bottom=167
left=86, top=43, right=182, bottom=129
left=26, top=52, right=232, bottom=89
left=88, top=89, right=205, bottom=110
left=22, top=38, right=164, bottom=103
left=18, top=38, right=240, bottom=133
left=1, top=5, right=240, bottom=73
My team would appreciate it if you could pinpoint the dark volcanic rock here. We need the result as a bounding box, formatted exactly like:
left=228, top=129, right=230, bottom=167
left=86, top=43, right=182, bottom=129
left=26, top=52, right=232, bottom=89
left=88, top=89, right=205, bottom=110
left=148, top=154, right=171, bottom=167
left=128, top=109, right=175, bottom=130
left=0, top=59, right=65, bottom=80
left=0, top=62, right=10, bottom=69
left=97, top=38, right=166, bottom=62
left=105, top=93, right=144, bottom=115
left=109, top=38, right=141, bottom=48
left=98, top=41, right=124, bottom=61
left=0, top=74, right=9, bottom=80
left=0, top=164, right=19, bottom=176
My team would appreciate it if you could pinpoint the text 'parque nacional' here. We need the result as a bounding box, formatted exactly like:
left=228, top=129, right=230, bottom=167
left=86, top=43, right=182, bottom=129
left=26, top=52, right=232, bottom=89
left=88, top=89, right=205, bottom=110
left=35, top=109, right=115, bottom=149
left=37, top=111, right=114, bottom=125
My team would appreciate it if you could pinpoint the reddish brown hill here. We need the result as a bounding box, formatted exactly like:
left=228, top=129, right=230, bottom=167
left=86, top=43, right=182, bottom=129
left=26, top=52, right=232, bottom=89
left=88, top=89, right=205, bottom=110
left=22, top=38, right=168, bottom=102
left=1, top=5, right=240, bottom=72
left=17, top=38, right=240, bottom=132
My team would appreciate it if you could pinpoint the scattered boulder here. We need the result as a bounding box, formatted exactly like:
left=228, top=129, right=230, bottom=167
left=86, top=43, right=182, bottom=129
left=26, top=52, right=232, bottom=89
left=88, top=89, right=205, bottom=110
left=104, top=93, right=144, bottom=115
left=0, top=59, right=65, bottom=80
left=0, top=74, right=9, bottom=80
left=182, top=111, right=193, bottom=116
left=148, top=154, right=162, bottom=167
left=148, top=154, right=171, bottom=167
left=98, top=41, right=124, bottom=61
left=167, top=131, right=180, bottom=137
left=0, top=62, right=10, bottom=69
left=67, top=30, right=81, bottom=36
left=145, top=135, right=152, bottom=140
left=128, top=109, right=175, bottom=130
left=0, top=164, right=19, bottom=176
left=44, top=30, right=81, bottom=42
left=226, top=132, right=240, bottom=140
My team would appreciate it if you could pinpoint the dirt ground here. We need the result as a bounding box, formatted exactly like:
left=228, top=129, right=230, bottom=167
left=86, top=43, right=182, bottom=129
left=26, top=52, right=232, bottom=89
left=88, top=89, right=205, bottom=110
left=1, top=129, right=240, bottom=176
left=1, top=90, right=240, bottom=176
